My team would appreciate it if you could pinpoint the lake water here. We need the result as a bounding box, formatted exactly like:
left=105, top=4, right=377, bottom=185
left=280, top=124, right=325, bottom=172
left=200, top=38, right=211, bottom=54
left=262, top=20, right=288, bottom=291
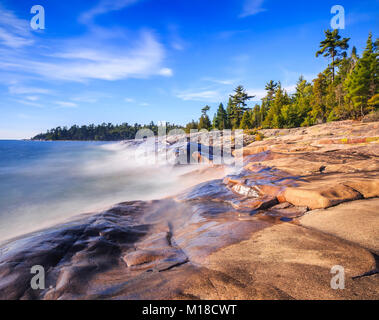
left=0, top=140, right=199, bottom=243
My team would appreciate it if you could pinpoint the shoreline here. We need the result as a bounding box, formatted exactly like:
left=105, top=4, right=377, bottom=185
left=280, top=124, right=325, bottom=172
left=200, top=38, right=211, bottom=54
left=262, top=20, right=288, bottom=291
left=0, top=120, right=378, bottom=299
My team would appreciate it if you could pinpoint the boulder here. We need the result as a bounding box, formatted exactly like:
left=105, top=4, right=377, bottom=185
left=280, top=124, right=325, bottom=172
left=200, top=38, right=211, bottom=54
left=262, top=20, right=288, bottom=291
left=344, top=179, right=379, bottom=198
left=283, top=183, right=363, bottom=209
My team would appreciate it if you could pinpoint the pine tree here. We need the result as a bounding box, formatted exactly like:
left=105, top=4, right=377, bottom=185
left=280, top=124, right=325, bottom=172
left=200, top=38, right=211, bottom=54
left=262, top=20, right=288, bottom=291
left=344, top=33, right=379, bottom=118
left=213, top=103, right=227, bottom=130
left=240, top=110, right=253, bottom=129
left=185, top=120, right=199, bottom=133
left=225, top=97, right=233, bottom=129
left=252, top=104, right=261, bottom=128
left=198, top=105, right=212, bottom=130
left=309, top=73, right=328, bottom=123
left=262, top=84, right=289, bottom=128
left=264, top=80, right=278, bottom=104
left=229, top=85, right=254, bottom=129
left=316, top=29, right=350, bottom=82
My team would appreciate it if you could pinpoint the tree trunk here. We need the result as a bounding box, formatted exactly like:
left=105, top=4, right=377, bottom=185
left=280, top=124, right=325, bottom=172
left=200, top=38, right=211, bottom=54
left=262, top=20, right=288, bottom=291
left=332, top=54, right=335, bottom=82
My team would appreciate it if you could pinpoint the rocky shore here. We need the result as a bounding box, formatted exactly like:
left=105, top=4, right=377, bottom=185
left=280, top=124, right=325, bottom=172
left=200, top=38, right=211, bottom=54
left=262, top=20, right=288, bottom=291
left=0, top=120, right=378, bottom=300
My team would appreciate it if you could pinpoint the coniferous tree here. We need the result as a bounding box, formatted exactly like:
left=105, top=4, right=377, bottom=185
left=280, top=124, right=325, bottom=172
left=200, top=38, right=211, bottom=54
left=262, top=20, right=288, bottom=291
left=213, top=103, right=227, bottom=130
left=316, top=29, right=350, bottom=82
left=344, top=33, right=379, bottom=118
left=308, top=72, right=328, bottom=124
left=240, top=110, right=253, bottom=129
left=198, top=105, right=212, bottom=130
left=225, top=97, right=234, bottom=129
left=262, top=84, right=290, bottom=128
left=229, top=85, right=254, bottom=128
left=252, top=104, right=262, bottom=128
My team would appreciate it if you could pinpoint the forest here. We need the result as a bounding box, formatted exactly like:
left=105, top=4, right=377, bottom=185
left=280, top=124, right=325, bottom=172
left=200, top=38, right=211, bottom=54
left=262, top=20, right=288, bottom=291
left=33, top=30, right=378, bottom=141
left=188, top=30, right=378, bottom=132
left=32, top=122, right=184, bottom=141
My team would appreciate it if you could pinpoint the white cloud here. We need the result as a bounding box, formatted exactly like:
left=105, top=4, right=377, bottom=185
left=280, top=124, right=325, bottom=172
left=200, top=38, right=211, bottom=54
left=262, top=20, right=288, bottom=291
left=72, top=96, right=98, bottom=103
left=0, top=27, right=34, bottom=48
left=283, top=84, right=297, bottom=94
left=124, top=98, right=135, bottom=103
left=14, top=99, right=44, bottom=108
left=246, top=88, right=267, bottom=100
left=79, top=0, right=139, bottom=24
left=54, top=101, right=78, bottom=108
left=240, top=0, right=266, bottom=18
left=0, top=5, right=172, bottom=83
left=159, top=68, right=173, bottom=77
left=25, top=96, right=39, bottom=101
left=167, top=24, right=187, bottom=51
left=176, top=90, right=222, bottom=102
left=0, top=30, right=172, bottom=82
left=203, top=78, right=237, bottom=85
left=8, top=85, right=52, bottom=95
left=0, top=4, right=34, bottom=48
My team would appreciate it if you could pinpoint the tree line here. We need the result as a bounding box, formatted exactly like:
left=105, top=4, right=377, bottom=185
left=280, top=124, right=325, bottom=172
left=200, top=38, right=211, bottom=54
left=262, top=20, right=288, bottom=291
left=186, top=30, right=378, bottom=132
left=32, top=122, right=184, bottom=141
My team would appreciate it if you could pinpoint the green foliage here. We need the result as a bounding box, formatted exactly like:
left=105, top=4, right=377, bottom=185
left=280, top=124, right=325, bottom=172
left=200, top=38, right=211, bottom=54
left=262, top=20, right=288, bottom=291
left=316, top=29, right=350, bottom=82
left=213, top=103, right=228, bottom=130
left=198, top=105, right=212, bottom=130
left=262, top=84, right=290, bottom=128
left=33, top=122, right=184, bottom=141
left=239, top=109, right=253, bottom=129
left=344, top=33, right=379, bottom=118
left=185, top=120, right=199, bottom=133
left=228, top=85, right=254, bottom=129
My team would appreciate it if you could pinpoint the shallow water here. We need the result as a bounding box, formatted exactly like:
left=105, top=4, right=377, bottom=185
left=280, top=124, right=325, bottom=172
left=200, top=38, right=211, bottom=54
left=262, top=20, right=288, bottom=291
left=0, top=139, right=204, bottom=243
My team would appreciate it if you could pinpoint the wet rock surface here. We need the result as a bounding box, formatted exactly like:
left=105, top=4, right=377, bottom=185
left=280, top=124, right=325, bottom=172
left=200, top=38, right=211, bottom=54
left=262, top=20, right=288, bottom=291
left=0, top=120, right=378, bottom=299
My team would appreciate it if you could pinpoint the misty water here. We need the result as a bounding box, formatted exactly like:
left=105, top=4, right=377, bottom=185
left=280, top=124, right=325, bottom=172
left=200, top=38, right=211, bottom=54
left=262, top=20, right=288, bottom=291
left=0, top=139, right=201, bottom=243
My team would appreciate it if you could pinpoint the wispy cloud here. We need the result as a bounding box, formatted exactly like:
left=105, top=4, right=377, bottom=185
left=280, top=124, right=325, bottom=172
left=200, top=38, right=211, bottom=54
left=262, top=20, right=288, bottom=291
left=216, top=30, right=248, bottom=40
left=25, top=96, right=39, bottom=101
left=240, top=0, right=266, bottom=18
left=54, top=101, right=78, bottom=108
left=203, top=78, right=237, bottom=85
left=79, top=0, right=140, bottom=24
left=1, top=29, right=172, bottom=82
left=8, top=85, right=52, bottom=95
left=0, top=4, right=34, bottom=48
left=177, top=76, right=239, bottom=102
left=176, top=89, right=222, bottom=102
left=0, top=4, right=172, bottom=83
left=167, top=24, right=187, bottom=51
left=72, top=96, right=98, bottom=103
left=13, top=99, right=44, bottom=108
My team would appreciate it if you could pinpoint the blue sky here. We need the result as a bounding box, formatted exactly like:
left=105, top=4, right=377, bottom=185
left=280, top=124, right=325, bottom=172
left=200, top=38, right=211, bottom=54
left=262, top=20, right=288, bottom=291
left=0, top=0, right=378, bottom=139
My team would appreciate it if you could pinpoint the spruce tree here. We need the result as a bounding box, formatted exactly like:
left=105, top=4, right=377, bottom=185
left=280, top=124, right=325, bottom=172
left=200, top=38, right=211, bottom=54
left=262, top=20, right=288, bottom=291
left=225, top=97, right=233, bottom=129
left=214, top=103, right=227, bottom=130
left=344, top=33, right=379, bottom=117
left=240, top=110, right=253, bottom=129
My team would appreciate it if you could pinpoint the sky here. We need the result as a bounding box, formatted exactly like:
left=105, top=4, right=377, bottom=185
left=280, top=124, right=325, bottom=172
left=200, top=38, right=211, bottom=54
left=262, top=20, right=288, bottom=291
left=0, top=0, right=378, bottom=139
